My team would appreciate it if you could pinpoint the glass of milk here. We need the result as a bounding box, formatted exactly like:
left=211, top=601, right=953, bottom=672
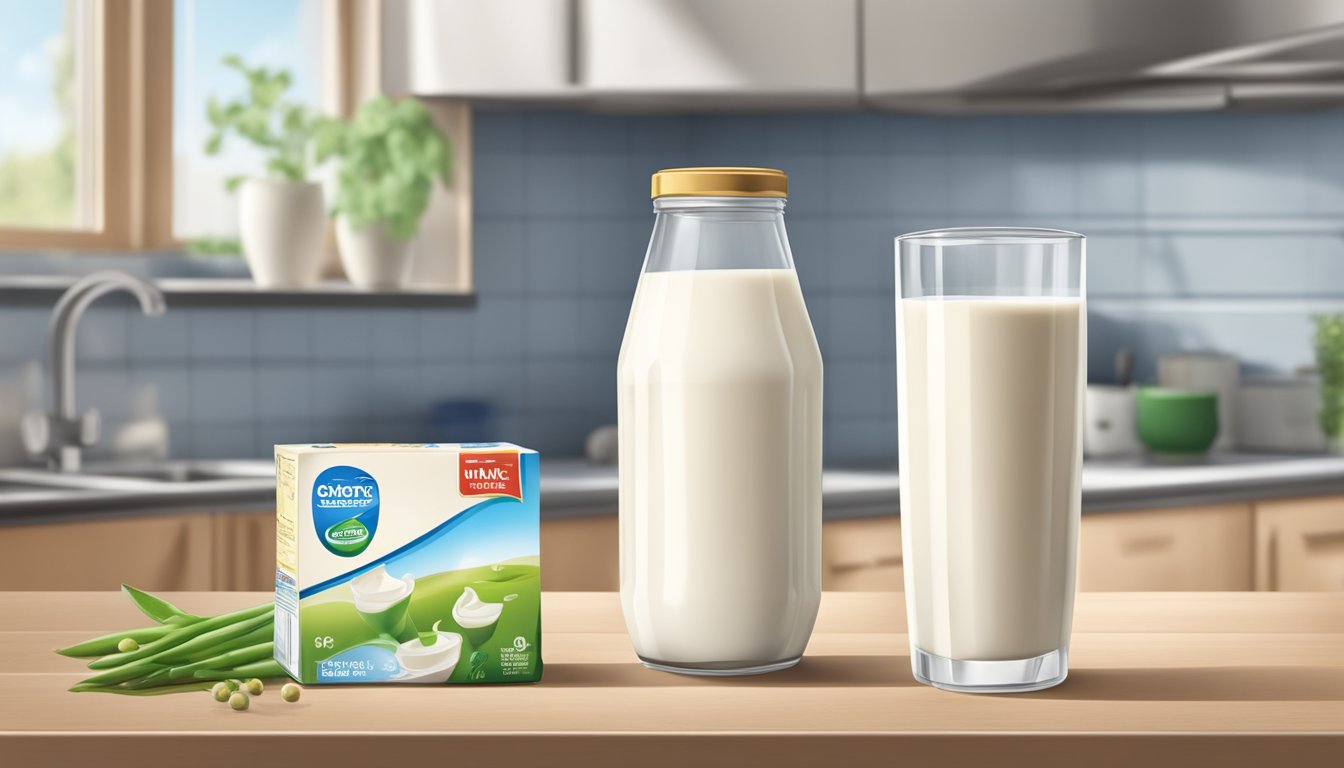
left=618, top=167, right=823, bottom=675
left=896, top=227, right=1085, bottom=692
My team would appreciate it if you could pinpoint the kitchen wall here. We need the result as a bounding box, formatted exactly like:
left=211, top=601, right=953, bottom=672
left=3, top=110, right=1344, bottom=465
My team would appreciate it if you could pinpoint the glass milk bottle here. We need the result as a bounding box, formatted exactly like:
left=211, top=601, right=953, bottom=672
left=618, top=167, right=823, bottom=676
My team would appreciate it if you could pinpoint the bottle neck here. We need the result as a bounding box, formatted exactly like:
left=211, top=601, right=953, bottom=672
left=652, top=196, right=786, bottom=214
left=645, top=196, right=793, bottom=274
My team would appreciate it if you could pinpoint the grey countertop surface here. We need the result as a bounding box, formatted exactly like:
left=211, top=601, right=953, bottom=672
left=1, top=453, right=1342, bottom=525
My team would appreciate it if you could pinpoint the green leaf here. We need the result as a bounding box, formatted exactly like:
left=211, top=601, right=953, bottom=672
left=224, top=175, right=245, bottom=192
left=202, top=54, right=312, bottom=189
left=266, top=158, right=303, bottom=182
left=186, top=236, right=243, bottom=257
left=319, top=96, right=451, bottom=237
left=122, top=585, right=201, bottom=624
left=1316, top=313, right=1344, bottom=439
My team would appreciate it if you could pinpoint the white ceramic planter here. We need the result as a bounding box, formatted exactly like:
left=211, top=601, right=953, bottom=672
left=237, top=179, right=326, bottom=289
left=335, top=216, right=416, bottom=291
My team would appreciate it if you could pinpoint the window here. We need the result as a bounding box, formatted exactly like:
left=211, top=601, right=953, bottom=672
left=0, top=0, right=98, bottom=230
left=172, top=0, right=330, bottom=240
left=0, top=0, right=173, bottom=251
left=0, top=0, right=333, bottom=251
left=0, top=0, right=457, bottom=266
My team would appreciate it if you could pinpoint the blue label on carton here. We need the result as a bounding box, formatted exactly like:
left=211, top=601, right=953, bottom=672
left=311, top=465, right=379, bottom=557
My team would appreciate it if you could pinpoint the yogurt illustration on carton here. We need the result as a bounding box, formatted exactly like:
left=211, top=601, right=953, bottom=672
left=273, top=443, right=542, bottom=684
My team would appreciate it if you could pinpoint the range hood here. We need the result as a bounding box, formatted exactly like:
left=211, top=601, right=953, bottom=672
left=863, top=0, right=1344, bottom=112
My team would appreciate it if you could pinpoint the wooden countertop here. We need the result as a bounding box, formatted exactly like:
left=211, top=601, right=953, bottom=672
left=3, top=591, right=1342, bottom=766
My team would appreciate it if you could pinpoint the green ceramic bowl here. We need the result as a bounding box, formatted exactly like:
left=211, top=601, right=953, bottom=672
left=1136, top=387, right=1219, bottom=455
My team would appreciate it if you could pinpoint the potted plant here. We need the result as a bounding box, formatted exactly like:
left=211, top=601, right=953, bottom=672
left=205, top=56, right=324, bottom=289
left=1315, top=313, right=1344, bottom=451
left=314, top=97, right=451, bottom=290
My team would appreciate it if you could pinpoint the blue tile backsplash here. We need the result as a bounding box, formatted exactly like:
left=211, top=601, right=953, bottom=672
left=4, top=110, right=1344, bottom=465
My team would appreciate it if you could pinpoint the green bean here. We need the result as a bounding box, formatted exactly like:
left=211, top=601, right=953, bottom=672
left=165, top=640, right=272, bottom=675
left=59, top=589, right=283, bottom=696
left=191, top=659, right=285, bottom=681
left=187, top=624, right=273, bottom=661
left=55, top=623, right=179, bottom=658
left=155, top=613, right=273, bottom=665
left=121, top=668, right=173, bottom=690
left=87, top=603, right=270, bottom=670
left=166, top=642, right=273, bottom=682
left=69, top=681, right=216, bottom=696
left=78, top=661, right=169, bottom=688
left=138, top=622, right=272, bottom=679
left=79, top=613, right=271, bottom=688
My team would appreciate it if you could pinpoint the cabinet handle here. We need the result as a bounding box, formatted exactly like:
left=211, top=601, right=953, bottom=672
left=1302, top=529, right=1344, bottom=550
left=1122, top=534, right=1174, bottom=554
left=830, top=555, right=903, bottom=574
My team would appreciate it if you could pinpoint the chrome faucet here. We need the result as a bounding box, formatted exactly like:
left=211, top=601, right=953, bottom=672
left=21, top=271, right=167, bottom=472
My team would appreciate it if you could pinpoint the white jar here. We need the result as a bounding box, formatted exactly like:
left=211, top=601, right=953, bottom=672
left=617, top=167, right=823, bottom=676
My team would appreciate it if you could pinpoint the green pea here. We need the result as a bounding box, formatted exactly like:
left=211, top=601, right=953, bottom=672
left=245, top=679, right=264, bottom=695
left=116, top=637, right=139, bottom=653
left=211, top=682, right=231, bottom=702
left=228, top=691, right=249, bottom=711
left=280, top=683, right=301, bottom=703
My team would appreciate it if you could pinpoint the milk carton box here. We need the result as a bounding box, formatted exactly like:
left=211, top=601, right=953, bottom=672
left=273, top=443, right=541, bottom=684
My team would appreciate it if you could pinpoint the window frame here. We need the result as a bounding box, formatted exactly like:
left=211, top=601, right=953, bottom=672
left=0, top=0, right=175, bottom=251
left=0, top=0, right=472, bottom=290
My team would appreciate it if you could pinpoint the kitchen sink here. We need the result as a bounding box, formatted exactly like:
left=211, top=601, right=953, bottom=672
left=78, top=460, right=275, bottom=483
left=0, top=460, right=274, bottom=492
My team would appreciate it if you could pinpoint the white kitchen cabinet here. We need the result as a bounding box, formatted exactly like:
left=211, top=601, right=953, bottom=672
left=1255, top=495, right=1344, bottom=592
left=1078, top=504, right=1254, bottom=591
left=579, top=0, right=858, bottom=106
left=382, top=0, right=577, bottom=98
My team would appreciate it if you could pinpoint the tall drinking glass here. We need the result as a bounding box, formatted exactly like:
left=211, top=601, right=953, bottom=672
left=895, top=227, right=1085, bottom=693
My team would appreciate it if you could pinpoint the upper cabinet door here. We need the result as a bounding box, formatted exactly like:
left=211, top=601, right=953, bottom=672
left=382, top=0, right=577, bottom=98
left=578, top=0, right=859, bottom=107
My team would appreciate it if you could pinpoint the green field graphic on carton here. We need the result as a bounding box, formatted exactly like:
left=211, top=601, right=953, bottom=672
left=299, top=561, right=540, bottom=683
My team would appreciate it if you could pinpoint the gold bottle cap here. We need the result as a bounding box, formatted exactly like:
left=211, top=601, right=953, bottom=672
left=650, top=167, right=788, bottom=199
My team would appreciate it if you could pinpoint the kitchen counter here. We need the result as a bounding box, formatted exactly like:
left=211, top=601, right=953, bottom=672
left=5, top=453, right=1344, bottom=523
left=3, top=591, right=1341, bottom=766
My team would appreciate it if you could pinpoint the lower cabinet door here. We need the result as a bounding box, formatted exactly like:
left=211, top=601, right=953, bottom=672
left=822, top=516, right=903, bottom=591
left=1078, top=503, right=1254, bottom=591
left=211, top=509, right=277, bottom=592
left=540, top=515, right=619, bottom=591
left=0, top=513, right=215, bottom=591
left=1255, top=495, right=1344, bottom=592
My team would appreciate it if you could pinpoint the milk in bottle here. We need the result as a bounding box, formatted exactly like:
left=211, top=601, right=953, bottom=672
left=618, top=168, right=823, bottom=675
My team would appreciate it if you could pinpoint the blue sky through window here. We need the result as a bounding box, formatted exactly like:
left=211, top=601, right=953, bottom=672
left=173, top=0, right=325, bottom=238
left=0, top=0, right=65, bottom=157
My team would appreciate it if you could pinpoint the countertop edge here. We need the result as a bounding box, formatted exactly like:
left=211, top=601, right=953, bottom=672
left=6, top=731, right=1341, bottom=768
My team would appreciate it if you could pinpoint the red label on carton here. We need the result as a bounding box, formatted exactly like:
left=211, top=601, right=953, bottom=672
left=459, top=452, right=522, bottom=500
